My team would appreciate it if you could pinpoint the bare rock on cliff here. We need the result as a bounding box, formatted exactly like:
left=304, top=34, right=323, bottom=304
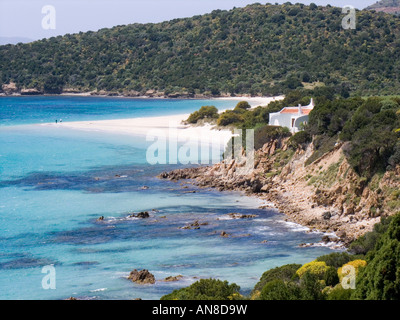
left=2, top=82, right=18, bottom=94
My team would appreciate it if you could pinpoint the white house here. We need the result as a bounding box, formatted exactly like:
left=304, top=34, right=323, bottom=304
left=269, top=98, right=315, bottom=133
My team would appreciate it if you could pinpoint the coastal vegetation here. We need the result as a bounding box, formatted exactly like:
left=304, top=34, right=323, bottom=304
left=171, top=89, right=400, bottom=300
left=2, top=3, right=400, bottom=97
left=161, top=212, right=400, bottom=300
left=188, top=89, right=400, bottom=181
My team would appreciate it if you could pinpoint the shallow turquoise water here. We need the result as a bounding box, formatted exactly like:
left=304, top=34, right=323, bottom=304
left=0, top=97, right=336, bottom=300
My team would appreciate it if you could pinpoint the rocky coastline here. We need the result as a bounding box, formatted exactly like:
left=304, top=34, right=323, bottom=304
left=158, top=138, right=400, bottom=247
left=0, top=82, right=254, bottom=100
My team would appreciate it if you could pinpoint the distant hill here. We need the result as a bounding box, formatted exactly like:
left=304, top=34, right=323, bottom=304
left=366, top=0, right=400, bottom=15
left=1, top=3, right=400, bottom=97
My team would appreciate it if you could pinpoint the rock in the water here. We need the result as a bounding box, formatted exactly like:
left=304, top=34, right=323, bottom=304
left=162, top=275, right=184, bottom=282
left=130, top=211, right=150, bottom=219
left=128, top=269, right=155, bottom=284
left=220, top=231, right=230, bottom=238
left=179, top=220, right=208, bottom=230
left=321, top=235, right=331, bottom=243
left=136, top=211, right=150, bottom=219
left=227, top=213, right=258, bottom=219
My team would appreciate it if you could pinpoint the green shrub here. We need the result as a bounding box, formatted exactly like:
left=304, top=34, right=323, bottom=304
left=316, top=252, right=355, bottom=268
left=161, top=278, right=241, bottom=300
left=352, top=213, right=400, bottom=300
left=254, top=125, right=291, bottom=150
left=234, top=101, right=251, bottom=110
left=298, top=272, right=327, bottom=300
left=259, top=280, right=302, bottom=300
left=187, top=106, right=219, bottom=124
left=349, top=215, right=394, bottom=255
left=198, top=105, right=219, bottom=119
left=187, top=111, right=201, bottom=124
left=217, top=110, right=244, bottom=126
left=327, top=284, right=353, bottom=300
left=252, top=264, right=302, bottom=294
left=288, top=131, right=312, bottom=149
left=324, top=266, right=340, bottom=287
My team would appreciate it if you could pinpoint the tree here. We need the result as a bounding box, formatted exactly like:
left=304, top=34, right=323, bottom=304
left=253, top=264, right=301, bottom=293
left=260, top=280, right=302, bottom=300
left=186, top=105, right=219, bottom=124
left=43, top=75, right=64, bottom=94
left=352, top=213, right=400, bottom=300
left=161, top=278, right=241, bottom=300
left=217, top=110, right=243, bottom=126
left=234, top=101, right=251, bottom=110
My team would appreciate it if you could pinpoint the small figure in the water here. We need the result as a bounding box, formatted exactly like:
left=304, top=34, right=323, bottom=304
left=60, top=119, right=62, bottom=123
left=55, top=120, right=58, bottom=124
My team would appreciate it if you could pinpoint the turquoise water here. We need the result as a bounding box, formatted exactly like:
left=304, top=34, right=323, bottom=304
left=0, top=97, right=335, bottom=300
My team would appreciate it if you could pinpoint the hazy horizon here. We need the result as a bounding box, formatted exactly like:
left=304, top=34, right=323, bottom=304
left=0, top=0, right=381, bottom=45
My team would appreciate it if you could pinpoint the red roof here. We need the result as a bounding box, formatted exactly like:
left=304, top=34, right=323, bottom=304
left=280, top=107, right=312, bottom=115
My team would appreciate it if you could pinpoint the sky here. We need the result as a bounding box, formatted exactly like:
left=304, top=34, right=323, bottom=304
left=0, top=0, right=380, bottom=44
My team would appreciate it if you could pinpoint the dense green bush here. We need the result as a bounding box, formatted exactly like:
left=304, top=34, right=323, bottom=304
left=186, top=105, right=219, bottom=124
left=324, top=266, right=340, bottom=287
left=299, top=272, right=327, bottom=300
left=327, top=285, right=353, bottom=300
left=161, top=278, right=241, bottom=300
left=316, top=252, right=355, bottom=268
left=259, top=279, right=302, bottom=300
left=288, top=131, right=312, bottom=149
left=352, top=213, right=400, bottom=300
left=43, top=75, right=65, bottom=94
left=349, top=215, right=394, bottom=255
left=252, top=264, right=301, bottom=293
left=254, top=125, right=291, bottom=150
left=234, top=101, right=251, bottom=110
left=217, top=110, right=244, bottom=126
left=259, top=271, right=326, bottom=300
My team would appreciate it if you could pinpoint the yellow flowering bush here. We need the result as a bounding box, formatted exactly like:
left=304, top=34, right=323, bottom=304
left=296, top=260, right=329, bottom=278
left=338, top=259, right=367, bottom=282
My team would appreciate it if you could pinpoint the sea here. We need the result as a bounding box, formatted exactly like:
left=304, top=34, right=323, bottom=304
left=0, top=96, right=336, bottom=300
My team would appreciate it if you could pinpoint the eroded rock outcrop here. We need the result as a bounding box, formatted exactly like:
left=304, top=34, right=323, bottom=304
left=159, top=137, right=400, bottom=245
left=128, top=269, right=156, bottom=284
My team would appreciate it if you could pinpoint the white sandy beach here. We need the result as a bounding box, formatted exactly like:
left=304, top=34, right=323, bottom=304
left=47, top=96, right=284, bottom=147
left=58, top=113, right=232, bottom=145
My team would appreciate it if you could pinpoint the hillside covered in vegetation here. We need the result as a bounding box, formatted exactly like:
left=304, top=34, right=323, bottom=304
left=366, top=0, right=400, bottom=15
left=161, top=91, right=400, bottom=300
left=1, top=3, right=400, bottom=97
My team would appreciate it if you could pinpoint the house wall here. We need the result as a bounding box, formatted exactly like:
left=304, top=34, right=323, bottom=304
left=269, top=112, right=309, bottom=133
left=294, top=115, right=309, bottom=132
left=269, top=112, right=293, bottom=128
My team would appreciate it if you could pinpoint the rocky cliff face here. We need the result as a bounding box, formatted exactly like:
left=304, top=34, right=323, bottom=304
left=160, top=138, right=400, bottom=245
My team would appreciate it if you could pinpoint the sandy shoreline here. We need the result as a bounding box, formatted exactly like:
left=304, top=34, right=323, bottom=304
left=55, top=113, right=234, bottom=146
left=41, top=95, right=284, bottom=146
